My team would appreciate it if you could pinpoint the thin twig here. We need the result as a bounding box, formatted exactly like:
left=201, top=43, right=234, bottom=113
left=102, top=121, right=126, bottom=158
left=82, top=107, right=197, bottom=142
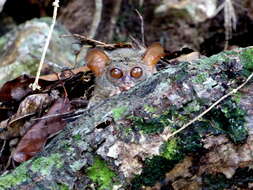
left=135, top=9, right=145, bottom=46
left=108, top=0, right=122, bottom=41
left=214, top=1, right=225, bottom=15
left=66, top=34, right=110, bottom=46
left=61, top=34, right=132, bottom=49
left=31, top=111, right=74, bottom=121
left=224, top=0, right=237, bottom=49
left=214, top=0, right=237, bottom=50
left=88, top=0, right=103, bottom=38
left=31, top=0, right=60, bottom=90
left=4, top=151, right=12, bottom=171
left=165, top=71, right=253, bottom=140
left=0, top=140, right=6, bottom=157
left=129, top=35, right=145, bottom=50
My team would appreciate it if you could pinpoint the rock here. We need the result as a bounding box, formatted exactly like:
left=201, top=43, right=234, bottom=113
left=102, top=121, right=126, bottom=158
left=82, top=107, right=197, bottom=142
left=155, top=0, right=217, bottom=23
left=0, top=0, right=6, bottom=13
left=0, top=17, right=78, bottom=87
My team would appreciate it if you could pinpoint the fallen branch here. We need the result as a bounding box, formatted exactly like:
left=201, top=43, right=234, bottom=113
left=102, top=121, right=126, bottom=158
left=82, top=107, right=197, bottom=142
left=1, top=46, right=252, bottom=189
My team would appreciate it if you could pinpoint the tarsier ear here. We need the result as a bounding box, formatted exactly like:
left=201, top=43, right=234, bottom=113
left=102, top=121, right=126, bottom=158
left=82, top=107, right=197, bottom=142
left=86, top=49, right=110, bottom=76
left=143, top=43, right=165, bottom=67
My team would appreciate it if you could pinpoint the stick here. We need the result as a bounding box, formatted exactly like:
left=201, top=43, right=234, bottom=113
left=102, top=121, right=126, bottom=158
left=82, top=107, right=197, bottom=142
left=135, top=9, right=145, bottom=46
left=88, top=0, right=103, bottom=38
left=31, top=0, right=60, bottom=90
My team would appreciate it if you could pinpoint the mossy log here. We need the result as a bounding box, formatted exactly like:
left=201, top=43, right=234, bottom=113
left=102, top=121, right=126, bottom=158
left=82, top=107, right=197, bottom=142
left=0, top=47, right=253, bottom=190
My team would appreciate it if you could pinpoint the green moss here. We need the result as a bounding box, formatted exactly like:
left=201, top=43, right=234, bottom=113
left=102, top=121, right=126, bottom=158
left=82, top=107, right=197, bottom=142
left=171, top=67, right=189, bottom=81
left=143, top=105, right=157, bottom=113
left=128, top=111, right=171, bottom=134
left=112, top=106, right=128, bottom=120
left=184, top=100, right=201, bottom=113
left=240, top=48, right=253, bottom=71
left=192, top=59, right=212, bottom=71
left=123, top=125, right=133, bottom=135
left=232, top=92, right=242, bottom=104
left=198, top=53, right=227, bottom=69
left=61, top=140, right=72, bottom=150
left=129, top=106, right=179, bottom=134
left=31, top=153, right=63, bottom=177
left=177, top=123, right=204, bottom=153
left=73, top=134, right=82, bottom=141
left=0, top=162, right=30, bottom=189
left=161, top=138, right=182, bottom=160
left=192, top=72, right=209, bottom=84
left=57, top=183, right=69, bottom=190
left=209, top=52, right=230, bottom=63
left=222, top=105, right=247, bottom=143
left=87, top=157, right=116, bottom=190
left=207, top=99, right=247, bottom=144
left=131, top=156, right=181, bottom=190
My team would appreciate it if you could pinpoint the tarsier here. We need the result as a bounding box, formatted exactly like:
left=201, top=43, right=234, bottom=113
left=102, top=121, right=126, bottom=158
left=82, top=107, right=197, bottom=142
left=86, top=43, right=164, bottom=106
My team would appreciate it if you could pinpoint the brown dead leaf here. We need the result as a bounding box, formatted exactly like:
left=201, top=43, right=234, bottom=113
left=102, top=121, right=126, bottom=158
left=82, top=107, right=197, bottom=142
left=12, top=97, right=71, bottom=163
left=39, top=66, right=90, bottom=81
left=0, top=75, right=52, bottom=102
left=0, top=75, right=34, bottom=102
left=0, top=93, right=54, bottom=140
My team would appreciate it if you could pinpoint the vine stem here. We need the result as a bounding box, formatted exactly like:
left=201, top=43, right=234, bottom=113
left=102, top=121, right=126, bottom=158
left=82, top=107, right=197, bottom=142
left=31, top=0, right=60, bottom=90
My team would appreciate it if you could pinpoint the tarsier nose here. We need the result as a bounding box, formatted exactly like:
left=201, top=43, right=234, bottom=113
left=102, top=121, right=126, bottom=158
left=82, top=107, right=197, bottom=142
left=119, top=76, right=135, bottom=91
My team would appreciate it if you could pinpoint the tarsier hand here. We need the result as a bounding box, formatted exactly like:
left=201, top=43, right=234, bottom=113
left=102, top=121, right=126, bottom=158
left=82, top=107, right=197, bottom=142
left=86, top=43, right=164, bottom=107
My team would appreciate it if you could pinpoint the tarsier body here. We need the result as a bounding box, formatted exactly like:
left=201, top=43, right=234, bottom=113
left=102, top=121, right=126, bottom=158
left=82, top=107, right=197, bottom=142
left=86, top=43, right=164, bottom=106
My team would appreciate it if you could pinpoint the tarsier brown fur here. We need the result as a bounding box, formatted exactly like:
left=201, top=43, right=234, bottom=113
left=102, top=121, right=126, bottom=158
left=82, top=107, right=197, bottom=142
left=86, top=43, right=164, bottom=106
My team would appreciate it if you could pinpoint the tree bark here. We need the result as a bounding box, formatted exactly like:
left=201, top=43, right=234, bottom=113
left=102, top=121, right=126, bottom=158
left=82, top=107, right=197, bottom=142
left=0, top=47, right=253, bottom=190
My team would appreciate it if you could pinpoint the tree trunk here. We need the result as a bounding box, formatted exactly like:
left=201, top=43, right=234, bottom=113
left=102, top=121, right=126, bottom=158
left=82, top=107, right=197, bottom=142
left=0, top=47, right=253, bottom=190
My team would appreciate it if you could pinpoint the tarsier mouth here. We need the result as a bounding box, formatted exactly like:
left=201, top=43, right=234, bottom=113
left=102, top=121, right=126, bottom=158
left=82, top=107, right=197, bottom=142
left=119, top=83, right=135, bottom=91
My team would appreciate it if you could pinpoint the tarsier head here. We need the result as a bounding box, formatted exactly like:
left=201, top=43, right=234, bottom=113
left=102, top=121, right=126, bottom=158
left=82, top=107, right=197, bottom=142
left=86, top=43, right=164, bottom=97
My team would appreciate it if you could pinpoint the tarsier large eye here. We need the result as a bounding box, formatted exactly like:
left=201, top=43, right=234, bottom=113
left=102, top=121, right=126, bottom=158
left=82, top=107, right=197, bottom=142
left=110, top=68, right=123, bottom=79
left=130, top=67, right=143, bottom=78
